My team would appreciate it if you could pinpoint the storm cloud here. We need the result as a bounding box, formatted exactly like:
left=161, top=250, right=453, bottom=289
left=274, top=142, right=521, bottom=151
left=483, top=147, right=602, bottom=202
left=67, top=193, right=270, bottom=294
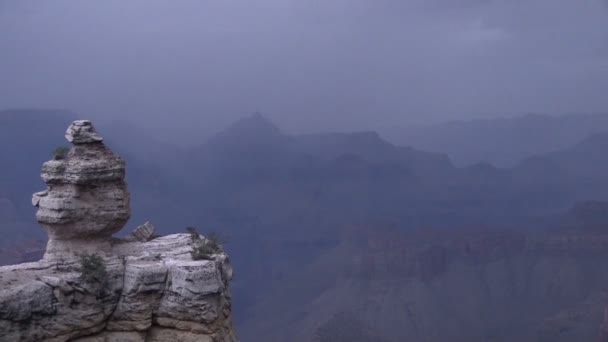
left=0, top=0, right=607, bottom=143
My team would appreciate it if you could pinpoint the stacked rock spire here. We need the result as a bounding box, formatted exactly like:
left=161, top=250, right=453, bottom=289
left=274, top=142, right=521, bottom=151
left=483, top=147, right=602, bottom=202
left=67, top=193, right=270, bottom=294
left=32, top=120, right=130, bottom=258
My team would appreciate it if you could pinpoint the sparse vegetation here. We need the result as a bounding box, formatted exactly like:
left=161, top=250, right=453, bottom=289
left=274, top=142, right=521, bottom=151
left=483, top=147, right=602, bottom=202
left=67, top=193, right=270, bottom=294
left=188, top=227, right=225, bottom=260
left=191, top=243, right=217, bottom=260
left=205, top=231, right=226, bottom=248
left=52, top=146, right=69, bottom=160
left=186, top=226, right=200, bottom=241
left=78, top=253, right=107, bottom=284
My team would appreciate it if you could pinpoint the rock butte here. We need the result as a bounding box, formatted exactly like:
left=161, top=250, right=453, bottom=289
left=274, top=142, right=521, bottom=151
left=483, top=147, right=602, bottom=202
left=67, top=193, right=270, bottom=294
left=0, top=120, right=237, bottom=342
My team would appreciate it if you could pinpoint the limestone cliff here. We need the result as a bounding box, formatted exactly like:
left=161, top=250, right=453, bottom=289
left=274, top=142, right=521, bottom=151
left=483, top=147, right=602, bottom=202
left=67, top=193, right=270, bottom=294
left=0, top=121, right=237, bottom=342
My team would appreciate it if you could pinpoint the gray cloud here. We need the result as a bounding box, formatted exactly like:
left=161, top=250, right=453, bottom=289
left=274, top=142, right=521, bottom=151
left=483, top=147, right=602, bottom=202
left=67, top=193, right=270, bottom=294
left=0, top=0, right=607, bottom=143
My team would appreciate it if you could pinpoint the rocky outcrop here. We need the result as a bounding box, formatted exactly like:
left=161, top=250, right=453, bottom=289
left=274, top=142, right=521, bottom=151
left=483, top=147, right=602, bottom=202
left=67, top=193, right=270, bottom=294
left=0, top=235, right=235, bottom=342
left=129, top=222, right=156, bottom=242
left=33, top=120, right=130, bottom=259
left=0, top=121, right=237, bottom=342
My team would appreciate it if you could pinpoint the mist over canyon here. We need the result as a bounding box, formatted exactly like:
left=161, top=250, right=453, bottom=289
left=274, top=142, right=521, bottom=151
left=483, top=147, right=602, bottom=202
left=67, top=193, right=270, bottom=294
left=2, top=110, right=608, bottom=341
left=3, top=1, right=608, bottom=340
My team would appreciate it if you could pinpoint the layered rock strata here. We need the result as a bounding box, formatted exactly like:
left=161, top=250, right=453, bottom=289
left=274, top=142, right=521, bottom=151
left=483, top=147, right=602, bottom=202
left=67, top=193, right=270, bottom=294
left=33, top=120, right=130, bottom=259
left=0, top=121, right=237, bottom=342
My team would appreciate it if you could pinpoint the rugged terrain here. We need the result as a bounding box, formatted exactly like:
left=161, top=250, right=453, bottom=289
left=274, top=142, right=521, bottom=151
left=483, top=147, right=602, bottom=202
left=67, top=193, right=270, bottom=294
left=0, top=120, right=236, bottom=342
left=240, top=224, right=608, bottom=341
left=4, top=111, right=608, bottom=341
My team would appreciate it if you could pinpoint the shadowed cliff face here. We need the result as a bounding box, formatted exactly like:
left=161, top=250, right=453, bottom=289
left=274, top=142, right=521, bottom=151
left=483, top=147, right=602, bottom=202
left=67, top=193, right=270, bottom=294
left=239, top=225, right=608, bottom=342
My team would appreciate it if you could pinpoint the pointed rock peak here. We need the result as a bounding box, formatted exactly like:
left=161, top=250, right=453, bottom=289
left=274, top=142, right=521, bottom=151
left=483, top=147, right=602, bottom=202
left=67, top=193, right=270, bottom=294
left=230, top=112, right=280, bottom=134
left=65, top=120, right=103, bottom=144
left=211, top=112, right=283, bottom=145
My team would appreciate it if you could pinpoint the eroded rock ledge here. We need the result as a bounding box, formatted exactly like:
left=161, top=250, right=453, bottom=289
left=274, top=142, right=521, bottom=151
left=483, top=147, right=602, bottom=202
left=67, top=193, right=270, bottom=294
left=0, top=121, right=237, bottom=342
left=0, top=234, right=235, bottom=342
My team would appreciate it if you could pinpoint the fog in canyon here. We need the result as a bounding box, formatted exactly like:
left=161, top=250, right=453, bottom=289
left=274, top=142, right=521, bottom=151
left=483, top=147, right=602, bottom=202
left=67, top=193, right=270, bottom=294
left=2, top=1, right=608, bottom=341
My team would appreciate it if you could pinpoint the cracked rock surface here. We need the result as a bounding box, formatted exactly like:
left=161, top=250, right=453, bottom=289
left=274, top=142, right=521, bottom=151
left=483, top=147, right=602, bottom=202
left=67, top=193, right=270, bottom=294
left=0, top=235, right=236, bottom=342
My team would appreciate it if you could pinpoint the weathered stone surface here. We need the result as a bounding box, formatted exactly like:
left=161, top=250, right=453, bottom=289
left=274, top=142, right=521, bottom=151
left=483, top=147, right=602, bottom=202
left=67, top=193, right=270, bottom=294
left=0, top=120, right=237, bottom=342
left=168, top=260, right=225, bottom=297
left=72, top=331, right=146, bottom=342
left=0, top=258, right=125, bottom=342
left=32, top=120, right=130, bottom=259
left=107, top=262, right=168, bottom=331
left=0, top=235, right=235, bottom=342
left=147, top=327, right=214, bottom=342
left=130, top=222, right=155, bottom=242
left=65, top=120, right=103, bottom=144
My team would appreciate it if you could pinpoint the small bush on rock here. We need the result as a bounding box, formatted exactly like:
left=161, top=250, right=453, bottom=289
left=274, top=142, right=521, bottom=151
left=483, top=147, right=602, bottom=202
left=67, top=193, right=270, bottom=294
left=191, top=243, right=217, bottom=260
left=186, top=226, right=200, bottom=241
left=205, top=232, right=225, bottom=249
left=190, top=229, right=225, bottom=261
left=78, top=253, right=108, bottom=284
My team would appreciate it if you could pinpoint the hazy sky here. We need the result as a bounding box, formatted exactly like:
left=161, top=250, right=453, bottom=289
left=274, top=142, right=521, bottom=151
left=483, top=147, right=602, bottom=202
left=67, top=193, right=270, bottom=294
left=1, top=0, right=607, bottom=143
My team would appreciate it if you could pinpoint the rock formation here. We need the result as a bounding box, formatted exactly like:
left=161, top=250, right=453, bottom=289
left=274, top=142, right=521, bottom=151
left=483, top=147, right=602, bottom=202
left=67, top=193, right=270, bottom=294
left=32, top=120, right=131, bottom=259
left=129, top=222, right=156, bottom=242
left=0, top=120, right=237, bottom=342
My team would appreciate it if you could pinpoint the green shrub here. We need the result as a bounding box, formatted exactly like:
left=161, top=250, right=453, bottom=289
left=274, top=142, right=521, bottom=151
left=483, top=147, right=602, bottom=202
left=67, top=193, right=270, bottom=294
left=191, top=243, right=217, bottom=260
left=78, top=253, right=108, bottom=284
left=205, top=232, right=225, bottom=249
left=52, top=146, right=70, bottom=160
left=190, top=229, right=225, bottom=260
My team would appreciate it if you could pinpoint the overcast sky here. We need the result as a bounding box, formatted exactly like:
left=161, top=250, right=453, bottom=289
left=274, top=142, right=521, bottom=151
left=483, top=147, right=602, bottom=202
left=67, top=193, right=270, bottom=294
left=1, top=0, right=607, bottom=143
